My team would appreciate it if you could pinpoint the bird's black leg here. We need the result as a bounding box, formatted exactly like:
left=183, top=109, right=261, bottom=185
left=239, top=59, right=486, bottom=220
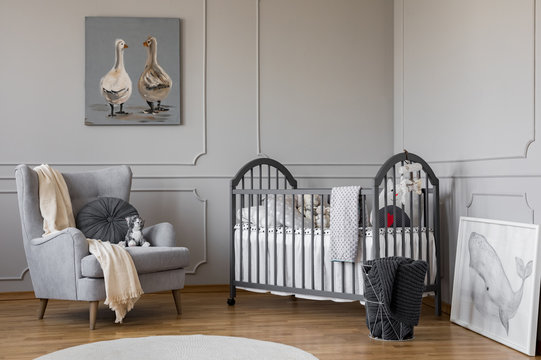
left=156, top=101, right=169, bottom=112
left=108, top=103, right=116, bottom=117
left=116, top=103, right=128, bottom=115
left=143, top=101, right=156, bottom=114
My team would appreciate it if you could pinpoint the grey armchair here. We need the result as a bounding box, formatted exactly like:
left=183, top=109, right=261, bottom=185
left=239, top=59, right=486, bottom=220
left=15, top=165, right=190, bottom=329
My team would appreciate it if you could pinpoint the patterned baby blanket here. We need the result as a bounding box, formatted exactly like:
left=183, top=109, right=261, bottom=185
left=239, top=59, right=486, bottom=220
left=329, top=186, right=361, bottom=262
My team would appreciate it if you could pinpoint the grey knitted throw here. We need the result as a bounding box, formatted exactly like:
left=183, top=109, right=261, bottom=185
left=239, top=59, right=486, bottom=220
left=362, top=257, right=427, bottom=340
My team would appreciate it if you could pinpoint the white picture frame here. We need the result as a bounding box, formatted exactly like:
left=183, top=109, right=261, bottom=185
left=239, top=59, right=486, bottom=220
left=451, top=217, right=541, bottom=356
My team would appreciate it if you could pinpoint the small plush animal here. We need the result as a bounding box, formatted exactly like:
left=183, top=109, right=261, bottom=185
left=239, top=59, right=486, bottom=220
left=122, top=215, right=151, bottom=247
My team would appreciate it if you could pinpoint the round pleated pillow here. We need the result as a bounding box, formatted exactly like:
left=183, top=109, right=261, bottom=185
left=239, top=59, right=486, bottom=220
left=76, top=197, right=138, bottom=244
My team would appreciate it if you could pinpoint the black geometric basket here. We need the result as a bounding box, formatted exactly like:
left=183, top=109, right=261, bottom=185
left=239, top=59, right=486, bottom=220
left=361, top=258, right=427, bottom=341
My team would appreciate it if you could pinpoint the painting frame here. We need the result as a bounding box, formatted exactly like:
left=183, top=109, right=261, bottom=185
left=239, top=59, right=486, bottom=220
left=451, top=216, right=541, bottom=356
left=85, top=16, right=181, bottom=125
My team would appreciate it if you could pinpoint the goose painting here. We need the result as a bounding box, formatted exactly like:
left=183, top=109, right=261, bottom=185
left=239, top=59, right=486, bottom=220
left=85, top=17, right=181, bottom=125
left=99, top=39, right=132, bottom=117
left=138, top=35, right=172, bottom=114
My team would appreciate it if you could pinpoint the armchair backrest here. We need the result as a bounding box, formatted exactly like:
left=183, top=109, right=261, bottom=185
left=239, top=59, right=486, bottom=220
left=15, top=165, right=133, bottom=243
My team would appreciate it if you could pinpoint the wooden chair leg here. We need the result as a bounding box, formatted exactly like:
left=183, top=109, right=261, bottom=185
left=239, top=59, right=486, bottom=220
left=172, top=289, right=182, bottom=315
left=89, top=301, right=98, bottom=330
left=38, top=299, right=48, bottom=319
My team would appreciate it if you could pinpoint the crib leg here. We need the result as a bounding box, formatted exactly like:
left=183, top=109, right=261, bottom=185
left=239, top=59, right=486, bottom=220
left=227, top=284, right=236, bottom=306
left=435, top=291, right=442, bottom=316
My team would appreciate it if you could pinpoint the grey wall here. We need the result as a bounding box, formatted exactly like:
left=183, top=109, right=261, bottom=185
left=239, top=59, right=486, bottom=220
left=0, top=0, right=393, bottom=291
left=395, top=0, right=540, bottom=303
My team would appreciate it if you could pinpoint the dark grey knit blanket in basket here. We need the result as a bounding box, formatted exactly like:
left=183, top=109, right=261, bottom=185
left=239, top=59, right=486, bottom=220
left=362, top=257, right=428, bottom=340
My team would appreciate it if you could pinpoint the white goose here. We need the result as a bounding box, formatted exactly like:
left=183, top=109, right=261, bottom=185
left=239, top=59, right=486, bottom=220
left=100, top=39, right=132, bottom=117
left=138, top=36, right=172, bottom=114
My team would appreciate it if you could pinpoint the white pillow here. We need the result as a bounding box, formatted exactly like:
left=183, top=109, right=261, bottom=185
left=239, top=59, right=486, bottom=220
left=266, top=195, right=311, bottom=229
left=237, top=195, right=310, bottom=229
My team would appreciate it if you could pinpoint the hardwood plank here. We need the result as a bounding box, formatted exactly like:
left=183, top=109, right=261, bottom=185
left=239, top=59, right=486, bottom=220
left=0, top=289, right=533, bottom=360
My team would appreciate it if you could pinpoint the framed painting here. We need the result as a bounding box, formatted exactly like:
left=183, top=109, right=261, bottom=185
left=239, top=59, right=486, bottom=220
left=85, top=17, right=181, bottom=125
left=451, top=217, right=541, bottom=356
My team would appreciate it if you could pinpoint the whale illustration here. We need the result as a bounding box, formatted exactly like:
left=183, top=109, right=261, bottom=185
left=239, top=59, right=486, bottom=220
left=468, top=232, right=532, bottom=335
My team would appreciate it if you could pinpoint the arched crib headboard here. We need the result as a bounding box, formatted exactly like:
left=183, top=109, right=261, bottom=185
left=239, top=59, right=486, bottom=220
left=231, top=157, right=297, bottom=190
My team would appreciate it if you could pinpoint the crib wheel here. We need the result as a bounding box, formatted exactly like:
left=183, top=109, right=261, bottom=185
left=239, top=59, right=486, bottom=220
left=227, top=298, right=236, bottom=306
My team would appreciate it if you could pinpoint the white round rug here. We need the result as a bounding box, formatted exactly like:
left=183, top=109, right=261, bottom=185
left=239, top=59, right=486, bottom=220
left=36, top=335, right=319, bottom=360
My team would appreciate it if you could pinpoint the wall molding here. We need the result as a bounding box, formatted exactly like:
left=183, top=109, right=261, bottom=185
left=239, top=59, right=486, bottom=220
left=131, top=188, right=207, bottom=275
left=0, top=0, right=207, bottom=167
left=466, top=192, right=534, bottom=224
left=255, top=0, right=388, bottom=167
left=398, top=0, right=536, bottom=164
left=0, top=268, right=29, bottom=281
left=0, top=188, right=208, bottom=281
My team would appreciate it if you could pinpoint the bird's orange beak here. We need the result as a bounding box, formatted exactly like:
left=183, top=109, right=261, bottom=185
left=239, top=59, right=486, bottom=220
left=143, top=41, right=148, bottom=47
left=124, top=44, right=128, bottom=49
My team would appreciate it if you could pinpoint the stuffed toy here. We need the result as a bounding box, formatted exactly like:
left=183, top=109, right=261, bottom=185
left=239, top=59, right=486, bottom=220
left=119, top=215, right=151, bottom=247
left=370, top=178, right=421, bottom=226
left=296, top=194, right=330, bottom=228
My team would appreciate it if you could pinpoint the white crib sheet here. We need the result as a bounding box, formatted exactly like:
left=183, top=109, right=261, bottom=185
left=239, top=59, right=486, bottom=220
left=234, top=227, right=437, bottom=302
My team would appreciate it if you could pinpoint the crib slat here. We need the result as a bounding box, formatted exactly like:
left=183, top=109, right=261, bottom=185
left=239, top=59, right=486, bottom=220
left=418, top=171, right=422, bottom=261
left=240, top=194, right=244, bottom=282
left=425, top=177, right=431, bottom=285
left=259, top=164, right=262, bottom=189
left=292, top=192, right=295, bottom=288
left=392, top=166, right=397, bottom=257
left=283, top=193, right=286, bottom=287
left=265, top=194, right=269, bottom=285
left=320, top=195, right=324, bottom=291
left=268, top=165, right=271, bottom=189
left=256, top=193, right=260, bottom=283
left=342, top=262, right=345, bottom=293
left=351, top=261, right=355, bottom=295
left=311, top=194, right=315, bottom=290
left=401, top=160, right=406, bottom=258
left=410, top=189, right=414, bottom=258
left=250, top=169, right=253, bottom=205
left=362, top=194, right=367, bottom=263
left=384, top=175, right=388, bottom=258
left=248, top=194, right=251, bottom=283
left=274, top=192, right=277, bottom=285
left=302, top=195, right=305, bottom=289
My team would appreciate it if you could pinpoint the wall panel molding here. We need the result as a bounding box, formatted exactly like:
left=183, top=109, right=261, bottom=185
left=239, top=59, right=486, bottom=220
left=397, top=0, right=536, bottom=163
left=131, top=188, right=207, bottom=275
left=0, top=268, right=29, bottom=281
left=255, top=0, right=391, bottom=166
left=0, top=188, right=207, bottom=282
left=466, top=192, right=534, bottom=224
left=0, top=0, right=208, bottom=167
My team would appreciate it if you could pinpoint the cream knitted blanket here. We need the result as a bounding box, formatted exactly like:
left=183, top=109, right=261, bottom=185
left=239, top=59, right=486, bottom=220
left=34, top=164, right=143, bottom=323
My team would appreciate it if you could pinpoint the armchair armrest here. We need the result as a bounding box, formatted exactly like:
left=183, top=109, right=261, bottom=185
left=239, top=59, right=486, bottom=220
left=26, top=228, right=89, bottom=300
left=143, top=222, right=177, bottom=247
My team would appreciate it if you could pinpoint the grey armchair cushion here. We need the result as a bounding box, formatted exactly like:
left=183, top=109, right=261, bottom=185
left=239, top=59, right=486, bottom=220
left=81, top=246, right=190, bottom=278
left=76, top=197, right=138, bottom=244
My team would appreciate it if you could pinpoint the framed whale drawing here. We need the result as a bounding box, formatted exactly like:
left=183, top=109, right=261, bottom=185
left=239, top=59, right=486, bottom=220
left=451, top=217, right=540, bottom=356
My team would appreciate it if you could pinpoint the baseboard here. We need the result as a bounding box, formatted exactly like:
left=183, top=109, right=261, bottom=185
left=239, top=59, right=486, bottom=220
left=422, top=296, right=451, bottom=315
left=0, top=291, right=35, bottom=301
left=0, top=284, right=233, bottom=301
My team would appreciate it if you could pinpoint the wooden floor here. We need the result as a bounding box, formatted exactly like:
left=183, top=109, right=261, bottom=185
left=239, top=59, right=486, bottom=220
left=0, top=288, right=536, bottom=360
